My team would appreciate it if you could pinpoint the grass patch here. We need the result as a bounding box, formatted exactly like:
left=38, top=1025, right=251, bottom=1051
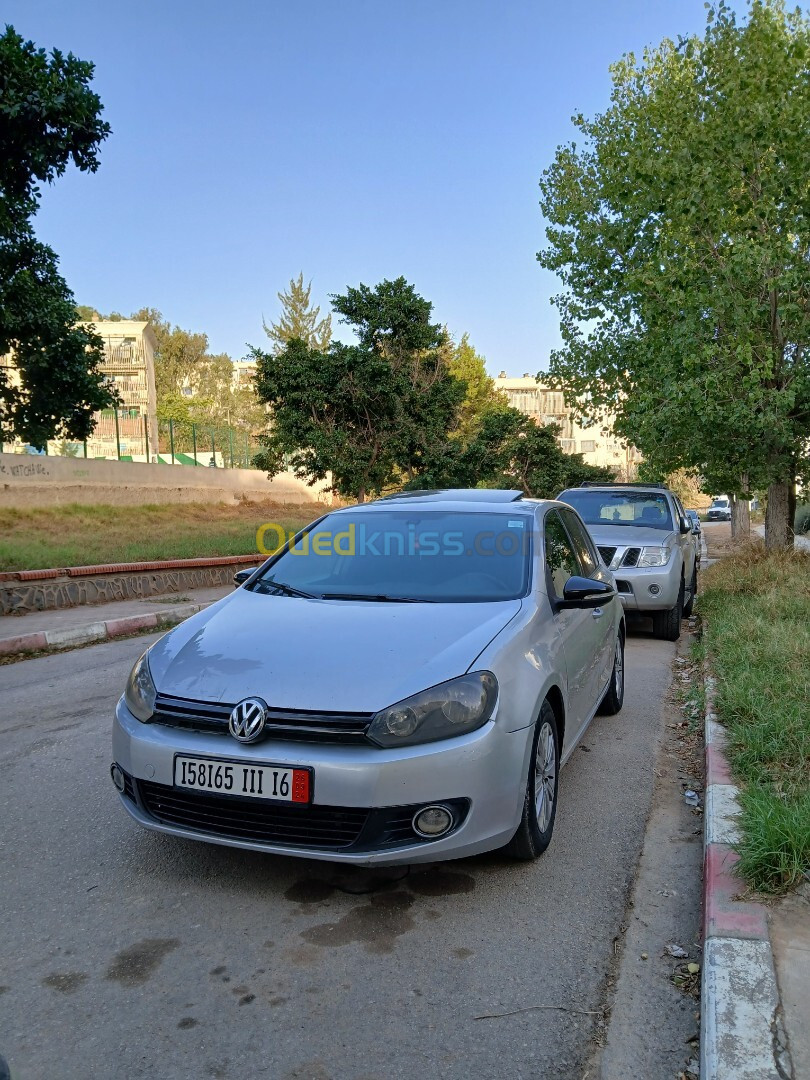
left=0, top=501, right=322, bottom=571
left=701, top=544, right=810, bottom=893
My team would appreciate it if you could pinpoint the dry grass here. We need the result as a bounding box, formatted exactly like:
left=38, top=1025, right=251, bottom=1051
left=0, top=501, right=323, bottom=571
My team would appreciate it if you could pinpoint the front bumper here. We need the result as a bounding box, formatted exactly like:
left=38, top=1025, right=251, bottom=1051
left=112, top=697, right=529, bottom=865
left=611, top=566, right=681, bottom=611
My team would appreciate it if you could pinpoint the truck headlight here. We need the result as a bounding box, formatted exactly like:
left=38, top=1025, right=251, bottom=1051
left=638, top=546, right=672, bottom=567
left=124, top=650, right=157, bottom=722
left=368, top=672, right=498, bottom=748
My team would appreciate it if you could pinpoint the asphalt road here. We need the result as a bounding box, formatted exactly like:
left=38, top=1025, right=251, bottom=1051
left=1, top=628, right=676, bottom=1080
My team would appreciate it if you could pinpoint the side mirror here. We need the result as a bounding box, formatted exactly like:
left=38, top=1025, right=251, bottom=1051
left=679, top=518, right=692, bottom=534
left=557, top=576, right=616, bottom=609
left=691, top=523, right=701, bottom=534
left=233, top=568, right=259, bottom=587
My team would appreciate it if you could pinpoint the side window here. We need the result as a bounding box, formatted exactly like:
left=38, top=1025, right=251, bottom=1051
left=560, top=509, right=599, bottom=577
left=544, top=511, right=582, bottom=600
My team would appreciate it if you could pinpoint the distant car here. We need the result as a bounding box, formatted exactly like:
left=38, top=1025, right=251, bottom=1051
left=112, top=489, right=625, bottom=865
left=556, top=482, right=699, bottom=641
left=706, top=498, right=731, bottom=522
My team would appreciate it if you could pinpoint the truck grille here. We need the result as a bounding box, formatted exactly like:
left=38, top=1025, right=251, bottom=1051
left=598, top=546, right=642, bottom=569
left=152, top=693, right=372, bottom=743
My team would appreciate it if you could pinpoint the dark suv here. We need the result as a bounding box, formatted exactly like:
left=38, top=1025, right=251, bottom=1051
left=555, top=483, right=699, bottom=641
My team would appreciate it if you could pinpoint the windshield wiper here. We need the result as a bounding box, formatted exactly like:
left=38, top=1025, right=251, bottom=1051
left=259, top=580, right=317, bottom=599
left=320, top=592, right=435, bottom=603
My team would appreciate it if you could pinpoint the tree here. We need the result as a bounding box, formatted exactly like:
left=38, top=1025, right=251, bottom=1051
left=263, top=273, right=332, bottom=354
left=128, top=307, right=266, bottom=433
left=537, top=1, right=810, bottom=549
left=445, top=332, right=507, bottom=442
left=0, top=26, right=115, bottom=449
left=409, top=408, right=615, bottom=495
left=252, top=278, right=464, bottom=501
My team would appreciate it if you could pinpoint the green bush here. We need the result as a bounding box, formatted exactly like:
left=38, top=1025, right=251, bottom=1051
left=794, top=502, right=810, bottom=535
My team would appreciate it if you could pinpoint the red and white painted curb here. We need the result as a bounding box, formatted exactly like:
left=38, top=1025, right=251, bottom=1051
left=701, top=674, right=792, bottom=1080
left=0, top=601, right=214, bottom=657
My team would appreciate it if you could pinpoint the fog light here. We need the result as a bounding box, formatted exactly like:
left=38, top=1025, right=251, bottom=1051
left=648, top=584, right=661, bottom=595
left=110, top=763, right=126, bottom=793
left=412, top=805, right=454, bottom=838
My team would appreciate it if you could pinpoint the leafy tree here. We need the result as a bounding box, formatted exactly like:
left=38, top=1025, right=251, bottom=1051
left=128, top=307, right=265, bottom=433
left=409, top=408, right=615, bottom=496
left=263, top=273, right=332, bottom=354
left=0, top=26, right=115, bottom=449
left=538, top=0, right=810, bottom=549
left=252, top=278, right=464, bottom=501
left=445, top=332, right=507, bottom=442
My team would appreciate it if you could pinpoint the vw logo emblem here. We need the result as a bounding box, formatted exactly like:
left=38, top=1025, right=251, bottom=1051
left=228, top=697, right=268, bottom=744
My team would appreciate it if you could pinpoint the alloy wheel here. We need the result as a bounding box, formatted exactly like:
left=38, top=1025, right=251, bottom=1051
left=534, top=721, right=557, bottom=833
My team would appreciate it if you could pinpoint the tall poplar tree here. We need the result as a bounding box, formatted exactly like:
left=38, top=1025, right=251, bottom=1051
left=538, top=1, right=810, bottom=548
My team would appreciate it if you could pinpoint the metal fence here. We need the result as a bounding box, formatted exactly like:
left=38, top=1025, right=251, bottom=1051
left=4, top=411, right=265, bottom=469
left=155, top=419, right=263, bottom=469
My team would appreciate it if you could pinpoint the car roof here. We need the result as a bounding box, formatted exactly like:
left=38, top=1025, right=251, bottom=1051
left=376, top=488, right=525, bottom=503
left=328, top=489, right=545, bottom=516
left=558, top=483, right=674, bottom=497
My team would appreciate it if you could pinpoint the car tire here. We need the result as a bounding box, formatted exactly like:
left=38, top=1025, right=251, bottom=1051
left=682, top=564, right=697, bottom=618
left=652, top=579, right=683, bottom=641
left=597, top=631, right=625, bottom=715
left=503, top=700, right=560, bottom=861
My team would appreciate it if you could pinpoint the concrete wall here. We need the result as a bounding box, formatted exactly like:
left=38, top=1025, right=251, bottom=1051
left=0, top=453, right=331, bottom=508
left=0, top=557, right=260, bottom=615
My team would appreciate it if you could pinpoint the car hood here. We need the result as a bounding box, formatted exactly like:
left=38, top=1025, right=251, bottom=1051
left=147, top=588, right=523, bottom=713
left=582, top=523, right=676, bottom=548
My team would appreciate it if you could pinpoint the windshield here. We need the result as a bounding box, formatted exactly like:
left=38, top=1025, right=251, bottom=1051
left=558, top=490, right=674, bottom=531
left=250, top=510, right=532, bottom=602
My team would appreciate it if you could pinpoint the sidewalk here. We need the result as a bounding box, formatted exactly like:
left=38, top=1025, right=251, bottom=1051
left=0, top=583, right=231, bottom=656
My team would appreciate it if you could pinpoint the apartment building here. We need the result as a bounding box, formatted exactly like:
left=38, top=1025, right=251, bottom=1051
left=493, top=373, right=641, bottom=480
left=1, top=320, right=159, bottom=458
left=82, top=320, right=159, bottom=460
left=231, top=358, right=257, bottom=389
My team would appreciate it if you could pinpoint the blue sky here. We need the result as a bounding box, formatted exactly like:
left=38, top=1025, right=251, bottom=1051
left=6, top=0, right=745, bottom=374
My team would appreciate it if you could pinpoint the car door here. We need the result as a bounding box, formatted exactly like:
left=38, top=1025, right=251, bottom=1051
left=672, top=495, right=696, bottom=583
left=543, top=509, right=607, bottom=754
left=559, top=506, right=616, bottom=702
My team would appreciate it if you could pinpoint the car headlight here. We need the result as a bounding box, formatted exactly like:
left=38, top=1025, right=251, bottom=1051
left=125, top=650, right=157, bottom=722
left=638, top=546, right=672, bottom=567
left=367, top=672, right=498, bottom=748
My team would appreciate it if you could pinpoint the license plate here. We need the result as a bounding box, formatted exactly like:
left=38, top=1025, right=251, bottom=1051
left=173, top=756, right=311, bottom=803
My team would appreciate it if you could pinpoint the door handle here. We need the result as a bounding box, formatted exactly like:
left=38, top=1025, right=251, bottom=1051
left=591, top=608, right=604, bottom=619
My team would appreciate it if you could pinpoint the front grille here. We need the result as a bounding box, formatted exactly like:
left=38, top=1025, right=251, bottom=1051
left=615, top=580, right=633, bottom=594
left=599, top=546, right=641, bottom=569
left=139, top=780, right=370, bottom=849
left=152, top=693, right=372, bottom=743
left=130, top=775, right=470, bottom=852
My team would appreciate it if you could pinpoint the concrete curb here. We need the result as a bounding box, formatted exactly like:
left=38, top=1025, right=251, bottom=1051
left=0, top=601, right=213, bottom=657
left=700, top=670, right=793, bottom=1079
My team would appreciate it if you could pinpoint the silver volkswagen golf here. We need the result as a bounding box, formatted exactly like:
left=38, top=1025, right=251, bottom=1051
left=112, top=490, right=625, bottom=865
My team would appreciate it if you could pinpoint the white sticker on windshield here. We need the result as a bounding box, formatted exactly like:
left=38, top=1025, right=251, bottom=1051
left=507, top=520, right=525, bottom=528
